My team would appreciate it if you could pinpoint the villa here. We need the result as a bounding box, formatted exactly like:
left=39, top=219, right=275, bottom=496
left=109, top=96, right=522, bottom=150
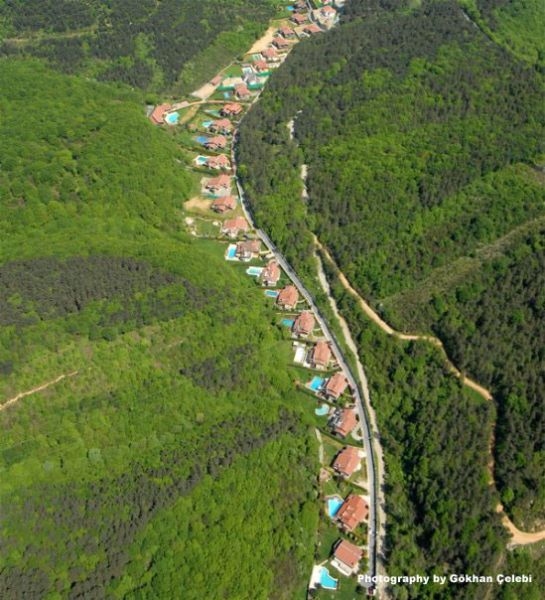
left=236, top=240, right=261, bottom=261
left=273, top=37, right=290, bottom=50
left=234, top=83, right=251, bottom=100
left=321, top=5, right=337, bottom=18
left=206, top=174, right=231, bottom=192
left=211, top=195, right=236, bottom=213
left=279, top=25, right=295, bottom=38
left=277, top=285, right=299, bottom=310
left=331, top=407, right=358, bottom=438
left=221, top=102, right=243, bottom=116
left=332, top=539, right=364, bottom=576
left=222, top=216, right=249, bottom=238
left=261, top=48, right=280, bottom=62
left=260, top=260, right=281, bottom=286
left=336, top=495, right=369, bottom=532
left=205, top=154, right=231, bottom=170
left=209, top=118, right=233, bottom=134
left=291, top=13, right=307, bottom=25
left=149, top=103, right=172, bottom=125
left=332, top=446, right=360, bottom=478
left=210, top=75, right=222, bottom=86
left=253, top=60, right=269, bottom=74
left=325, top=372, right=348, bottom=400
left=304, top=24, right=322, bottom=35
left=204, top=135, right=227, bottom=150
left=293, top=311, right=315, bottom=337
left=310, top=340, right=332, bottom=369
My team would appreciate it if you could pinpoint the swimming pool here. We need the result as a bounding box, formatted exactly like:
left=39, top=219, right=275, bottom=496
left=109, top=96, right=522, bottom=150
left=281, top=318, right=295, bottom=327
left=165, top=112, right=179, bottom=125
left=315, top=404, right=329, bottom=416
left=265, top=290, right=279, bottom=298
left=202, top=120, right=213, bottom=128
left=223, top=91, right=231, bottom=98
left=327, top=496, right=344, bottom=518
left=308, top=376, right=325, bottom=392
left=319, top=567, right=338, bottom=590
left=225, top=245, right=237, bottom=260
left=195, top=155, right=208, bottom=166
left=195, top=135, right=209, bottom=145
left=242, top=66, right=253, bottom=76
left=246, top=266, right=263, bottom=276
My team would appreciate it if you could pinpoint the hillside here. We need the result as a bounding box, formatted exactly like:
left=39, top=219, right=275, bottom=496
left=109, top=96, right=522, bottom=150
left=0, top=60, right=318, bottom=598
left=0, top=0, right=288, bottom=94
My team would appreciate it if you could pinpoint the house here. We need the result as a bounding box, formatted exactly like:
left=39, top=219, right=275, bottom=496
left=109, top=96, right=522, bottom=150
left=253, top=60, right=269, bottom=74
left=206, top=174, right=231, bottom=193
left=294, top=0, right=307, bottom=9
left=292, top=311, right=315, bottom=337
left=276, top=285, right=299, bottom=310
left=279, top=25, right=295, bottom=38
left=203, top=135, right=227, bottom=150
left=221, top=102, right=243, bottom=116
left=261, top=48, right=279, bottom=62
left=236, top=240, right=261, bottom=261
left=211, top=195, right=236, bottom=213
left=149, top=103, right=172, bottom=125
left=310, top=340, right=332, bottom=369
left=325, top=372, right=348, bottom=400
left=234, top=83, right=251, bottom=100
left=260, top=260, right=281, bottom=286
left=321, top=5, right=337, bottom=18
left=331, top=408, right=358, bottom=438
left=273, top=37, right=290, bottom=50
left=221, top=216, right=249, bottom=238
left=209, top=118, right=233, bottom=134
left=210, top=75, right=222, bottom=86
left=336, top=495, right=368, bottom=532
left=205, top=154, right=231, bottom=170
left=291, top=13, right=307, bottom=25
left=332, top=539, right=364, bottom=576
left=332, top=446, right=360, bottom=478
left=304, top=24, right=322, bottom=35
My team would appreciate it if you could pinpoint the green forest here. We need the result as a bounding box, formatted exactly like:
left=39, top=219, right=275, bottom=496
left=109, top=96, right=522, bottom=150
left=0, top=0, right=288, bottom=94
left=0, top=59, right=318, bottom=598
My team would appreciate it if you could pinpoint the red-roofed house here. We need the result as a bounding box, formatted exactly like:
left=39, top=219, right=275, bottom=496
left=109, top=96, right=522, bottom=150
left=234, top=83, right=251, bottom=100
left=203, top=135, right=227, bottom=150
left=149, top=103, right=172, bottom=125
left=206, top=174, right=231, bottom=192
left=253, top=60, right=269, bottom=74
left=221, top=216, right=249, bottom=238
left=260, top=260, right=281, bottom=286
left=273, top=37, right=290, bottom=50
left=221, top=102, right=243, bottom=116
left=331, top=408, right=358, bottom=438
left=304, top=24, right=322, bottom=35
left=332, top=539, right=364, bottom=576
left=325, top=372, right=348, bottom=400
left=279, top=25, right=295, bottom=38
left=205, top=154, right=231, bottom=170
left=261, top=48, right=279, bottom=62
left=291, top=13, right=307, bottom=25
left=336, top=495, right=368, bottom=532
left=310, top=340, right=332, bottom=369
left=276, top=285, right=299, bottom=310
left=292, top=311, right=315, bottom=337
left=236, top=240, right=261, bottom=261
left=321, top=5, right=337, bottom=17
left=209, top=118, right=233, bottom=134
left=210, top=75, right=222, bottom=86
left=211, top=195, right=236, bottom=213
left=332, top=446, right=360, bottom=478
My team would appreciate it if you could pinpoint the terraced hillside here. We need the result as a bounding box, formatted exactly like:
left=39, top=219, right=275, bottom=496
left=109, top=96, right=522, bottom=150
left=0, top=60, right=318, bottom=599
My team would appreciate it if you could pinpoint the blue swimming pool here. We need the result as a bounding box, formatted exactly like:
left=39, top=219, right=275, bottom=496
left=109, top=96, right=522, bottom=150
left=287, top=6, right=295, bottom=11
left=315, top=404, right=329, bottom=416
left=202, top=120, right=213, bottom=128
left=327, top=496, right=344, bottom=518
left=165, top=112, right=179, bottom=125
left=246, top=266, right=263, bottom=276
left=195, top=155, right=208, bottom=166
left=225, top=245, right=237, bottom=260
left=223, top=91, right=231, bottom=98
left=309, top=376, right=325, bottom=392
left=319, top=567, right=338, bottom=590
left=281, top=318, right=294, bottom=327
left=195, top=135, right=209, bottom=144
left=265, top=290, right=279, bottom=298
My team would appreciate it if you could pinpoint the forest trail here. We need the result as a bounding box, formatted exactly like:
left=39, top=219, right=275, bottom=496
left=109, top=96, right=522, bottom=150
left=0, top=371, right=79, bottom=412
left=314, top=236, right=545, bottom=546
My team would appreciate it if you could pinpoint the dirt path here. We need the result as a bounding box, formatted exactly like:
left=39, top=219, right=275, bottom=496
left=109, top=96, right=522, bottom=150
left=247, top=25, right=278, bottom=54
left=315, top=236, right=545, bottom=546
left=315, top=428, right=324, bottom=464
left=0, top=371, right=78, bottom=412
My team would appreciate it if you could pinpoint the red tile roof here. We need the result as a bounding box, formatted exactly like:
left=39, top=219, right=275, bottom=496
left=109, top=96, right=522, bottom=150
left=293, top=311, right=315, bottom=336
left=211, top=196, right=236, bottom=213
left=205, top=154, right=230, bottom=169
left=333, top=408, right=358, bottom=437
left=261, top=260, right=281, bottom=285
left=222, top=216, right=249, bottom=234
left=210, top=118, right=233, bottom=132
left=279, top=25, right=295, bottom=37
left=332, top=446, right=360, bottom=477
left=261, top=48, right=278, bottom=60
left=337, top=495, right=368, bottom=532
left=273, top=37, right=289, bottom=49
left=210, top=75, right=222, bottom=86
left=334, top=539, right=363, bottom=569
left=204, top=135, right=227, bottom=149
left=234, top=83, right=250, bottom=98
left=277, top=284, right=299, bottom=308
left=149, top=103, right=172, bottom=125
left=291, top=13, right=307, bottom=24
left=206, top=174, right=231, bottom=190
left=236, top=240, right=261, bottom=256
left=222, top=102, right=243, bottom=116
left=312, top=340, right=331, bottom=367
left=325, top=372, right=348, bottom=399
left=321, top=5, right=336, bottom=15
left=253, top=60, right=269, bottom=72
left=304, top=24, right=322, bottom=34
